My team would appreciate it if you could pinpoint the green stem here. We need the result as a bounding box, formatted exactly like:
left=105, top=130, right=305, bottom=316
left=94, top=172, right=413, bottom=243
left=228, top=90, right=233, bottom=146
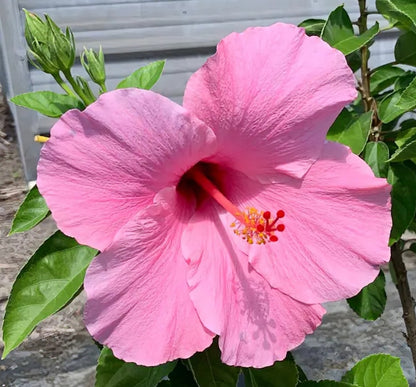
left=52, top=73, right=77, bottom=98
left=62, top=69, right=94, bottom=106
left=99, top=82, right=107, bottom=93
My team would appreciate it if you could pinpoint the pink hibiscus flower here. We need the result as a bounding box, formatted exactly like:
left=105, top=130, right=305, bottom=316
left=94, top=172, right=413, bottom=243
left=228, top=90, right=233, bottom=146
left=37, top=23, right=391, bottom=368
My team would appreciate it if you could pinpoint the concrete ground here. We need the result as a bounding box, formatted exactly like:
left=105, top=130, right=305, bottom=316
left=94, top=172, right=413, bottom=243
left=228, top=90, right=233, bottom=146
left=1, top=99, right=415, bottom=385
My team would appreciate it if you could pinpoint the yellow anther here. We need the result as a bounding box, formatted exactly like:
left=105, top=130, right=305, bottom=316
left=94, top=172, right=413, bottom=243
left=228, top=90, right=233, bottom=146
left=230, top=206, right=285, bottom=245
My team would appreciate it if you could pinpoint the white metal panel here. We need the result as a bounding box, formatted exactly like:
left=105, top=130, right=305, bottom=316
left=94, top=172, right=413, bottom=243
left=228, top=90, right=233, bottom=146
left=3, top=0, right=399, bottom=181
left=0, top=0, right=41, bottom=182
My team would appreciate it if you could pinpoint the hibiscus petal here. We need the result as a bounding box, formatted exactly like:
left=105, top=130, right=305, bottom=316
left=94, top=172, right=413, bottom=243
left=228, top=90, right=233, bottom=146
left=84, top=187, right=214, bottom=365
left=224, top=142, right=391, bottom=304
left=37, top=88, right=217, bottom=250
left=182, top=202, right=325, bottom=367
left=184, top=23, right=357, bottom=181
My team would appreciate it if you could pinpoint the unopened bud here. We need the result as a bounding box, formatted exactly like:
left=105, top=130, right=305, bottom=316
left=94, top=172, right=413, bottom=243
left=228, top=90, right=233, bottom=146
left=23, top=9, right=75, bottom=74
left=81, top=47, right=106, bottom=87
left=45, top=15, right=75, bottom=72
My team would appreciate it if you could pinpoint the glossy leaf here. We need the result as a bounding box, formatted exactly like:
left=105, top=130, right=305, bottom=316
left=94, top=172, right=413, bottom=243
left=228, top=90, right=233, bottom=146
left=394, top=72, right=416, bottom=91
left=321, top=6, right=354, bottom=44
left=378, top=90, right=409, bottom=123
left=321, top=6, right=379, bottom=55
left=188, top=339, right=240, bottom=387
left=370, top=65, right=406, bottom=94
left=298, top=382, right=358, bottom=387
left=10, top=91, right=84, bottom=117
left=396, top=76, right=416, bottom=112
left=342, top=354, right=408, bottom=387
left=9, top=185, right=50, bottom=235
left=391, top=126, right=416, bottom=150
left=346, top=51, right=362, bottom=73
left=389, top=133, right=416, bottom=162
left=326, top=109, right=372, bottom=154
left=362, top=141, right=390, bottom=178
left=388, top=163, right=416, bottom=244
left=117, top=60, right=165, bottom=90
left=333, top=23, right=379, bottom=56
left=2, top=231, right=97, bottom=358
left=347, top=270, right=387, bottom=320
left=243, top=357, right=298, bottom=387
left=298, top=19, right=325, bottom=36
left=376, top=0, right=416, bottom=32
left=96, top=347, right=176, bottom=387
left=395, top=31, right=416, bottom=66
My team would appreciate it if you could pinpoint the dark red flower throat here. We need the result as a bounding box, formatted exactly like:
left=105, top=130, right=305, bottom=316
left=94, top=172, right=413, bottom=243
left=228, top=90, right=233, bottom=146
left=179, top=163, right=285, bottom=245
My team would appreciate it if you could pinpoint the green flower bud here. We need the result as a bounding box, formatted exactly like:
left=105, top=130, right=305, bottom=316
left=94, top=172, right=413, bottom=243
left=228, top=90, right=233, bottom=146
left=23, top=10, right=75, bottom=74
left=81, top=47, right=106, bottom=88
left=24, top=9, right=59, bottom=74
left=45, top=15, right=75, bottom=72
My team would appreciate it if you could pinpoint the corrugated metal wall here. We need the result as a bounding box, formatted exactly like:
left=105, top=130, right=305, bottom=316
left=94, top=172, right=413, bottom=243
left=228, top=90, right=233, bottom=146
left=0, top=0, right=398, bottom=181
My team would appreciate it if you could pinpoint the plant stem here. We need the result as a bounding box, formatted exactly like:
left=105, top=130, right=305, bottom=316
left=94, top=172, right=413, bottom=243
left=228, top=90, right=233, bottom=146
left=358, top=0, right=371, bottom=112
left=62, top=69, right=94, bottom=106
left=391, top=243, right=416, bottom=374
left=357, top=0, right=382, bottom=141
left=52, top=73, right=77, bottom=98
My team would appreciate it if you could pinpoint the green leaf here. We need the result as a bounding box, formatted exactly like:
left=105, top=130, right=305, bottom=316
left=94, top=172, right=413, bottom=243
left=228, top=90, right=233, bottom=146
left=96, top=347, right=176, bottom=387
left=396, top=76, right=416, bottom=112
left=378, top=90, right=409, bottom=123
left=321, top=6, right=379, bottom=55
left=362, top=142, right=390, bottom=178
left=243, top=357, right=298, bottom=387
left=347, top=270, right=387, bottom=320
left=342, top=353, right=408, bottom=387
left=10, top=91, right=84, bottom=117
left=333, top=23, right=379, bottom=56
left=389, top=260, right=399, bottom=285
left=9, top=185, right=50, bottom=235
left=168, top=361, right=198, bottom=387
left=346, top=51, right=362, bottom=73
left=376, top=0, right=416, bottom=32
left=321, top=6, right=354, bottom=44
left=395, top=31, right=416, bottom=66
left=388, top=163, right=416, bottom=244
left=2, top=231, right=97, bottom=358
left=298, top=382, right=358, bottom=387
left=389, top=133, right=416, bottom=162
left=389, top=120, right=416, bottom=145
left=298, top=19, right=326, bottom=36
left=326, top=110, right=372, bottom=154
left=370, top=65, right=406, bottom=94
left=394, top=72, right=416, bottom=91
left=117, top=60, right=165, bottom=90
left=188, top=338, right=240, bottom=387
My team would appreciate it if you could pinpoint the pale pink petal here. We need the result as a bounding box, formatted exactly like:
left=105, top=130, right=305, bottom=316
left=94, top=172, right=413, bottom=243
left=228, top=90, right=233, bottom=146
left=37, top=88, right=217, bottom=250
left=183, top=23, right=357, bottom=181
left=181, top=202, right=325, bottom=368
left=84, top=187, right=214, bottom=365
left=223, top=142, right=391, bottom=304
